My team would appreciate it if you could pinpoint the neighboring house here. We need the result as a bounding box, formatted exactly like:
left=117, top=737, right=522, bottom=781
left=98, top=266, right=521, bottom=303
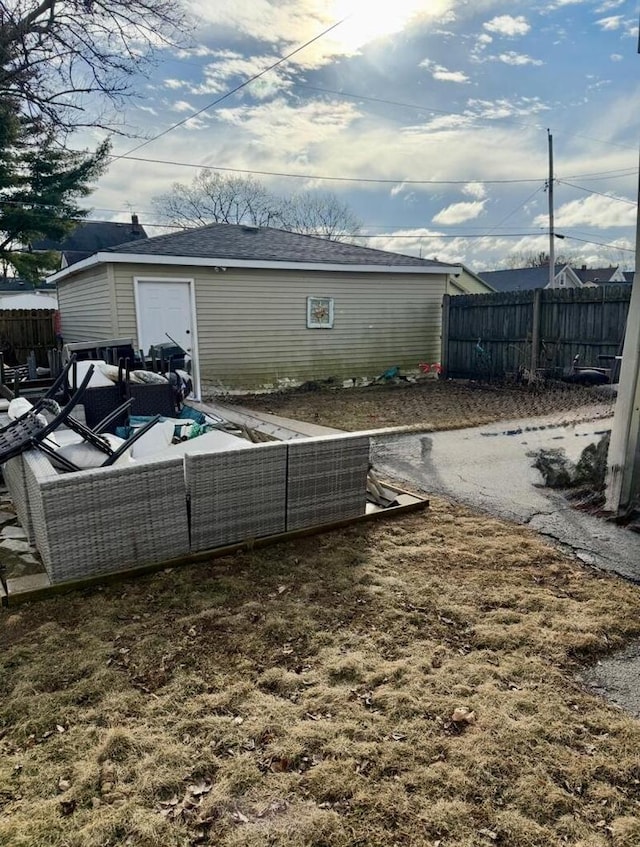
left=32, top=214, right=147, bottom=269
left=623, top=271, right=635, bottom=284
left=478, top=264, right=584, bottom=292
left=49, top=222, right=460, bottom=393
left=448, top=264, right=495, bottom=295
left=0, top=277, right=58, bottom=309
left=573, top=265, right=628, bottom=285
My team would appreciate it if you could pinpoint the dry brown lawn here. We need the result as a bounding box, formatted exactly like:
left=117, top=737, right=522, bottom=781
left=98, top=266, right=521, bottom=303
left=220, top=380, right=612, bottom=432
left=2, top=498, right=640, bottom=846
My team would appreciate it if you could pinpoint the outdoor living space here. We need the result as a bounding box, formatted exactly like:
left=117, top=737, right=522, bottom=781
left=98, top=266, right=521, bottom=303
left=3, top=380, right=640, bottom=846
left=0, top=361, right=427, bottom=602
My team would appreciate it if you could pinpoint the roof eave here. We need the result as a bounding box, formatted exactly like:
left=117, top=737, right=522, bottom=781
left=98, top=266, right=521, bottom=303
left=49, top=251, right=458, bottom=283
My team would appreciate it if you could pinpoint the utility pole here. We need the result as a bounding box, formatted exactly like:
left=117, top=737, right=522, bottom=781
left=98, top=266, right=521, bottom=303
left=548, top=129, right=555, bottom=289
left=605, top=18, right=640, bottom=514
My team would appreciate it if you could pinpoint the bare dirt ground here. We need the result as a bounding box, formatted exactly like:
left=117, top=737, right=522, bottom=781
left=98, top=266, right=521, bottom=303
left=219, top=380, right=614, bottom=432
left=2, top=499, right=640, bottom=847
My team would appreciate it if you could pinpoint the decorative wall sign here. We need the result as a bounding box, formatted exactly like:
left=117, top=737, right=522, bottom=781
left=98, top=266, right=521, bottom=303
left=307, top=296, right=335, bottom=329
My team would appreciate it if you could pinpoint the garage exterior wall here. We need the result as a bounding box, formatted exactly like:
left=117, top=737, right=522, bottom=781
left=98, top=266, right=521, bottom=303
left=57, top=265, right=114, bottom=342
left=60, top=261, right=447, bottom=389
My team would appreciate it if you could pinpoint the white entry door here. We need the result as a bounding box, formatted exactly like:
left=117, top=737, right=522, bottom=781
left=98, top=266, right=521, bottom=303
left=135, top=278, right=199, bottom=396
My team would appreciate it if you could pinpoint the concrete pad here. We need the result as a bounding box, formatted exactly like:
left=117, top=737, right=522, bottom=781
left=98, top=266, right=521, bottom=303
left=6, top=571, right=52, bottom=603
left=192, top=399, right=342, bottom=440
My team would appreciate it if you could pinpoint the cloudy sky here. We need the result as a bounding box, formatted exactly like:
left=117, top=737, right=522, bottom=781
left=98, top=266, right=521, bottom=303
left=87, top=0, right=639, bottom=271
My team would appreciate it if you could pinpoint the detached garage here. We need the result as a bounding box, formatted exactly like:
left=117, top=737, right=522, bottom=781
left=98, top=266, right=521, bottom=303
left=50, top=222, right=461, bottom=393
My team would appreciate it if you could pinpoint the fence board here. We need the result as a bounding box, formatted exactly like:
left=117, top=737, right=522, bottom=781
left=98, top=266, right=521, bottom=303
left=0, top=309, right=58, bottom=367
left=444, top=285, right=631, bottom=380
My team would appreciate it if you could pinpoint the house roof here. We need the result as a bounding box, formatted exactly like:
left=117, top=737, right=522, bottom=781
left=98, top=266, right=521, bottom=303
left=99, top=222, right=450, bottom=268
left=32, top=216, right=147, bottom=266
left=624, top=271, right=635, bottom=283
left=0, top=277, right=56, bottom=292
left=573, top=266, right=620, bottom=284
left=477, top=266, right=565, bottom=292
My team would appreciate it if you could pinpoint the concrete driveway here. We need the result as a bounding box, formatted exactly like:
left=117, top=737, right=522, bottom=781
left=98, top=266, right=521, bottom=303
left=371, top=412, right=640, bottom=584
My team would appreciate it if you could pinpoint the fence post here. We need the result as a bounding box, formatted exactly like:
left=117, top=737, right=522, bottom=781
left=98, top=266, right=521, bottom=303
left=441, top=294, right=451, bottom=378
left=529, top=288, right=542, bottom=378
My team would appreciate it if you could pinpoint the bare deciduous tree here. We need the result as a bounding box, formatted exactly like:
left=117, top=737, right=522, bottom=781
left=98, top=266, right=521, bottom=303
left=0, top=0, right=189, bottom=133
left=153, top=171, right=284, bottom=228
left=153, top=171, right=362, bottom=242
left=281, top=190, right=362, bottom=242
left=503, top=251, right=585, bottom=269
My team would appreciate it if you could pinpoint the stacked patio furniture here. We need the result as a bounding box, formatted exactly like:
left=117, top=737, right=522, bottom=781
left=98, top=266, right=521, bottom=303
left=3, top=431, right=371, bottom=586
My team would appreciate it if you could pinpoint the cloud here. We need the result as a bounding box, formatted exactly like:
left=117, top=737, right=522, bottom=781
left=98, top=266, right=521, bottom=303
left=190, top=51, right=293, bottom=98
left=610, top=53, right=623, bottom=61
left=182, top=117, right=209, bottom=131
left=433, top=200, right=486, bottom=224
left=216, top=98, right=362, bottom=154
left=164, top=79, right=186, bottom=90
left=597, top=15, right=624, bottom=30
left=463, top=182, right=487, bottom=200
left=466, top=96, right=550, bottom=120
left=172, top=100, right=198, bottom=113
left=420, top=59, right=470, bottom=83
left=497, top=51, right=543, bottom=66
left=483, top=15, right=530, bottom=37
left=187, top=0, right=456, bottom=69
left=596, top=0, right=625, bottom=9
left=533, top=194, right=636, bottom=229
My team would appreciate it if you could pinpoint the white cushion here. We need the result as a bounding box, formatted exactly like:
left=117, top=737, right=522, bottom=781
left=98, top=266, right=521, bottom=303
left=68, top=360, right=114, bottom=388
left=54, top=433, right=130, bottom=469
left=130, top=420, right=175, bottom=459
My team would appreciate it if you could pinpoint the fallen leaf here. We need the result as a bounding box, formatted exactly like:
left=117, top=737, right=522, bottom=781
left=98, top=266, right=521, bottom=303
left=189, top=781, right=211, bottom=797
left=59, top=799, right=76, bottom=816
left=56, top=725, right=66, bottom=733
left=391, top=732, right=407, bottom=741
left=451, top=707, right=476, bottom=724
left=58, top=778, right=71, bottom=792
left=478, top=828, right=498, bottom=841
left=232, top=809, right=249, bottom=824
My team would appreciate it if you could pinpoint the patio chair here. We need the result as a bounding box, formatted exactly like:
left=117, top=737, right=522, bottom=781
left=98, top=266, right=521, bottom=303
left=0, top=355, right=78, bottom=433
left=0, top=364, right=162, bottom=471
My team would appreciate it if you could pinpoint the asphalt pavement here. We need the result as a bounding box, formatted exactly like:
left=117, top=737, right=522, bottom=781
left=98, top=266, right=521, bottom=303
left=371, top=412, right=640, bottom=583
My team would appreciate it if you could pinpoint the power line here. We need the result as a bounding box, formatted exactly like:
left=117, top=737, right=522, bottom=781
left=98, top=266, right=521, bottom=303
left=560, top=234, right=635, bottom=253
left=556, top=179, right=637, bottom=206
left=103, top=152, right=639, bottom=187
left=294, top=83, right=639, bottom=152
left=110, top=153, right=548, bottom=185
left=561, top=168, right=638, bottom=182
left=114, top=17, right=349, bottom=161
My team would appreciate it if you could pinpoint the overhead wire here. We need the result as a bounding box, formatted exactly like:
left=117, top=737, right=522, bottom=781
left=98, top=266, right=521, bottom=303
left=556, top=179, right=637, bottom=206
left=114, top=17, right=350, bottom=160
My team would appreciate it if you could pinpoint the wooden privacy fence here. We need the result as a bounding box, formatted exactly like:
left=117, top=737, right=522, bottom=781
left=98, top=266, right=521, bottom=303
left=0, top=309, right=58, bottom=367
left=442, top=285, right=631, bottom=380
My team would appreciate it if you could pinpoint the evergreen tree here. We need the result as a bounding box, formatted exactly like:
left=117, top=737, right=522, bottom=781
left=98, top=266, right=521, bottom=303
left=0, top=101, right=109, bottom=280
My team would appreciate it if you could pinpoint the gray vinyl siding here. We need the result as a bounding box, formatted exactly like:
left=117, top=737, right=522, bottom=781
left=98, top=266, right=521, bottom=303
left=110, top=263, right=446, bottom=389
left=57, top=266, right=114, bottom=342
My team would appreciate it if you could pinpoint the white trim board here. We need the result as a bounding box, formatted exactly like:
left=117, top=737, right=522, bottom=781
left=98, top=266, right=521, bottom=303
left=50, top=252, right=458, bottom=284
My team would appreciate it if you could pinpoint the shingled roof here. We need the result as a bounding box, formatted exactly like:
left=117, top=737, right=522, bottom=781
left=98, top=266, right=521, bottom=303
left=477, top=266, right=566, bottom=292
left=100, top=222, right=447, bottom=268
left=32, top=216, right=147, bottom=266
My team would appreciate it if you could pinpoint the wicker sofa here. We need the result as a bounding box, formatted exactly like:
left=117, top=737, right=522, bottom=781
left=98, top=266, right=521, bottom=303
left=5, top=432, right=370, bottom=585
